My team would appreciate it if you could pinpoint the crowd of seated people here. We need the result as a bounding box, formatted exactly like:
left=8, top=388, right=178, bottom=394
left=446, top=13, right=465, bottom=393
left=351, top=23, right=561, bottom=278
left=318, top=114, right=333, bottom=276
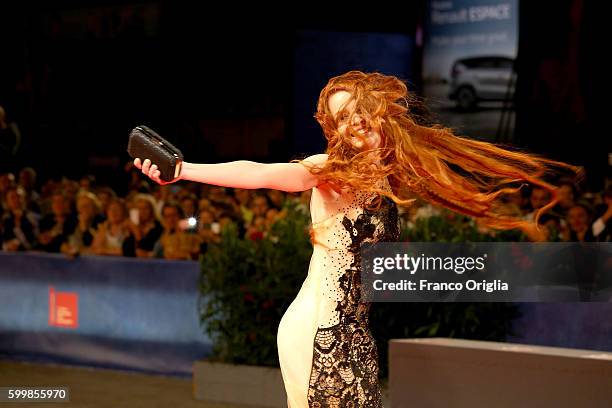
left=0, top=166, right=311, bottom=260
left=0, top=166, right=610, bottom=260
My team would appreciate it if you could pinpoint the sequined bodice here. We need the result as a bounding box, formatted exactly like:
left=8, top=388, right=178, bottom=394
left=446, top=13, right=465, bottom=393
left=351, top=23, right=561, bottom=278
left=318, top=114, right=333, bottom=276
left=310, top=178, right=400, bottom=251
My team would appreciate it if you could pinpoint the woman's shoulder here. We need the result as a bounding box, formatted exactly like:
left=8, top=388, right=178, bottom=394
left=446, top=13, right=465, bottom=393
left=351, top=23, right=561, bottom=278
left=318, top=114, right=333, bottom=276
left=302, top=153, right=328, bottom=165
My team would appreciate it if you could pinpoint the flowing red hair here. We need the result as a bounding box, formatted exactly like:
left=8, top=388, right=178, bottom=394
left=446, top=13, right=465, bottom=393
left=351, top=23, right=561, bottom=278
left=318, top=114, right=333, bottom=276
left=295, top=71, right=583, bottom=235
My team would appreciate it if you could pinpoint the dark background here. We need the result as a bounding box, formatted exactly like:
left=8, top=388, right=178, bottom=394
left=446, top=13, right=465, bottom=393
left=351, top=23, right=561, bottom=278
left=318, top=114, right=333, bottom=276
left=0, top=1, right=607, bottom=194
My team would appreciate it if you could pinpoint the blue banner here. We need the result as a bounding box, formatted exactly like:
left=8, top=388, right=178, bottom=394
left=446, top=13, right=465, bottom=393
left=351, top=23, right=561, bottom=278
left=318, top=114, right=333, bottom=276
left=423, top=0, right=519, bottom=140
left=0, top=252, right=211, bottom=377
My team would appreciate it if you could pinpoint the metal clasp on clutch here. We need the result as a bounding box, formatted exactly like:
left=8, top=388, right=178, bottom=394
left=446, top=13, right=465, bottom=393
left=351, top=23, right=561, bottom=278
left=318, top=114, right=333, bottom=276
left=174, top=160, right=183, bottom=179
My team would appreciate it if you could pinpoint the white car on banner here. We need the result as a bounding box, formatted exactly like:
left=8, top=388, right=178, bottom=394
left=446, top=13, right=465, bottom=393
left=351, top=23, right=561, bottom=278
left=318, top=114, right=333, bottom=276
left=448, top=56, right=516, bottom=110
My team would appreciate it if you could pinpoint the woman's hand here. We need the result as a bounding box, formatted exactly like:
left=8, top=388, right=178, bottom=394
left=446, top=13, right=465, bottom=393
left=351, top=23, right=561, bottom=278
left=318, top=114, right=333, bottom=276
left=133, top=158, right=181, bottom=185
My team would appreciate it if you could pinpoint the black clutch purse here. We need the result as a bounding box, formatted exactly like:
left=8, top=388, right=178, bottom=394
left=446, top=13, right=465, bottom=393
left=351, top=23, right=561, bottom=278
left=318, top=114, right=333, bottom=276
left=127, top=125, right=184, bottom=182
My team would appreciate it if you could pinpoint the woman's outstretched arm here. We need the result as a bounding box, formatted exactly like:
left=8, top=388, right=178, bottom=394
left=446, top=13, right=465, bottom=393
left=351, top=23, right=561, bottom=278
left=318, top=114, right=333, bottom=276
left=133, top=154, right=327, bottom=192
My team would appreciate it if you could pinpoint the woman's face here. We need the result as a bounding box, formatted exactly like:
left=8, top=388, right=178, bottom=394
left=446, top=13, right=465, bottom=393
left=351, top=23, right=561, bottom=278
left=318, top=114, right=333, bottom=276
left=198, top=198, right=211, bottom=210
left=209, top=187, right=226, bottom=202
left=107, top=201, right=126, bottom=224
left=181, top=198, right=196, bottom=217
left=198, top=210, right=214, bottom=225
left=51, top=194, right=68, bottom=216
left=557, top=185, right=574, bottom=208
left=267, top=190, right=284, bottom=207
left=234, top=189, right=251, bottom=205
left=162, top=206, right=180, bottom=230
left=136, top=199, right=153, bottom=223
left=567, top=206, right=589, bottom=232
left=98, top=192, right=112, bottom=210
left=77, top=196, right=96, bottom=219
left=530, top=188, right=550, bottom=210
left=328, top=90, right=382, bottom=150
left=251, top=196, right=268, bottom=217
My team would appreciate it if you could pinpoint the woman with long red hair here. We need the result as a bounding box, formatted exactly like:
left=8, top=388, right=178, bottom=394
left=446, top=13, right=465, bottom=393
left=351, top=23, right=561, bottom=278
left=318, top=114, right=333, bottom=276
left=135, top=71, right=581, bottom=407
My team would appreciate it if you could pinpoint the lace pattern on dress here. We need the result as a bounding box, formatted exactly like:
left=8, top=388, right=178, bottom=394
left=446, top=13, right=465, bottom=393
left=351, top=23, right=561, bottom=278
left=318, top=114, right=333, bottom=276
left=307, top=191, right=400, bottom=407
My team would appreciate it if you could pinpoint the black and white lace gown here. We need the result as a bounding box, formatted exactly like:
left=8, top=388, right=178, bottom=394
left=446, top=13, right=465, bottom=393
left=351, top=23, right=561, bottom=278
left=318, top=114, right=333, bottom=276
left=277, top=177, right=400, bottom=407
